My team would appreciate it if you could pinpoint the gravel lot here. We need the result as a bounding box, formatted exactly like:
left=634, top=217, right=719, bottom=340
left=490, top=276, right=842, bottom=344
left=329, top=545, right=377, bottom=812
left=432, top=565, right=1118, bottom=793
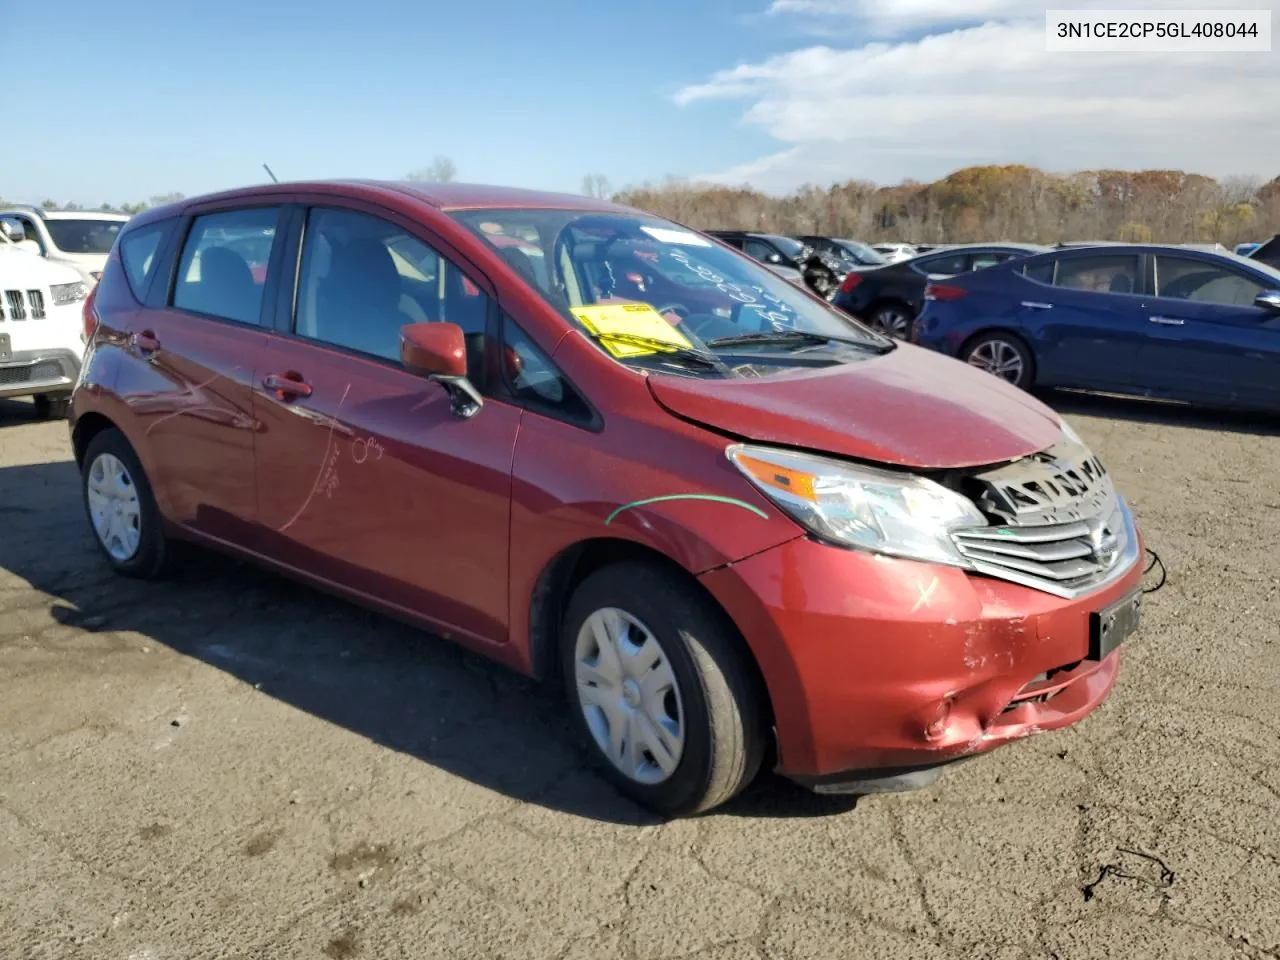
left=1, top=392, right=1277, bottom=960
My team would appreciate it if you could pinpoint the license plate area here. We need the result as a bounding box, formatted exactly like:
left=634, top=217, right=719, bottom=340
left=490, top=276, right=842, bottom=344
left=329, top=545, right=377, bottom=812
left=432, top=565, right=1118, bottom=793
left=1089, top=587, right=1141, bottom=660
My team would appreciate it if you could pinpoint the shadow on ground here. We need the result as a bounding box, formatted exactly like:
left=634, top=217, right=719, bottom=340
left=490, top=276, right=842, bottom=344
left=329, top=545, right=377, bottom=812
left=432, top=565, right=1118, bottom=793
left=0, top=450, right=858, bottom=825
left=1041, top=389, right=1280, bottom=437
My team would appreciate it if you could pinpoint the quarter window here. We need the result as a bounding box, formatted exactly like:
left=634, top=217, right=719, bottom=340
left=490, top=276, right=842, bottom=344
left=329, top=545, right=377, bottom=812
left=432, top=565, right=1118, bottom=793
left=914, top=252, right=967, bottom=275
left=1155, top=256, right=1265, bottom=307
left=971, top=252, right=1013, bottom=271
left=119, top=221, right=171, bottom=300
left=501, top=314, right=592, bottom=421
left=1054, top=255, right=1140, bottom=295
left=172, top=208, right=280, bottom=325
left=295, top=207, right=490, bottom=377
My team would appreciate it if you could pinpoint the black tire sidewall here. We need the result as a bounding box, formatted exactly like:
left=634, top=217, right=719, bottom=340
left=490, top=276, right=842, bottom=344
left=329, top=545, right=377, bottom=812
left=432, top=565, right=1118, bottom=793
left=81, top=428, right=169, bottom=578
left=560, top=566, right=726, bottom=815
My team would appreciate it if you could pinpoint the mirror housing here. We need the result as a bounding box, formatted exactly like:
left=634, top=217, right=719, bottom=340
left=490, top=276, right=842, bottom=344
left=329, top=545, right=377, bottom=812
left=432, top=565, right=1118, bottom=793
left=767, top=253, right=783, bottom=264
left=400, top=323, right=483, bottom=417
left=0, top=218, right=26, bottom=243
left=1253, top=289, right=1280, bottom=312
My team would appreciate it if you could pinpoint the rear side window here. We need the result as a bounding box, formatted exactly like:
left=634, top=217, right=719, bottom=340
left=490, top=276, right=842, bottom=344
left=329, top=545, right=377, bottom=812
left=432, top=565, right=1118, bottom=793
left=1055, top=255, right=1140, bottom=294
left=119, top=221, right=172, bottom=299
left=914, top=252, right=967, bottom=275
left=172, top=207, right=280, bottom=325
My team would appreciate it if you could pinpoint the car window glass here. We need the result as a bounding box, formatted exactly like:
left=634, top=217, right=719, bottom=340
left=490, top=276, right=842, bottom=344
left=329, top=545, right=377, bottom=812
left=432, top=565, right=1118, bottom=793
left=502, top=314, right=591, bottom=420
left=1054, top=254, right=1140, bottom=294
left=119, top=222, right=170, bottom=299
left=743, top=239, right=776, bottom=262
left=172, top=208, right=279, bottom=325
left=971, top=252, right=1010, bottom=271
left=915, top=252, right=966, bottom=275
left=44, top=219, right=124, bottom=255
left=296, top=207, right=490, bottom=375
left=1023, top=260, right=1055, bottom=283
left=1155, top=256, right=1266, bottom=307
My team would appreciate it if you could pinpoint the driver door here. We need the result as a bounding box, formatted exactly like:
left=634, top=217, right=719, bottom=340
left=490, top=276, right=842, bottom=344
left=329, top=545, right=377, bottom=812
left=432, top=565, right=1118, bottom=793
left=252, top=203, right=522, bottom=649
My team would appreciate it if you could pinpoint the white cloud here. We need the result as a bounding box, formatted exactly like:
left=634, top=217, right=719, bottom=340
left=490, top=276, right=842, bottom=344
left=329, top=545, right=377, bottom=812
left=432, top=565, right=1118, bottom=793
left=678, top=8, right=1280, bottom=192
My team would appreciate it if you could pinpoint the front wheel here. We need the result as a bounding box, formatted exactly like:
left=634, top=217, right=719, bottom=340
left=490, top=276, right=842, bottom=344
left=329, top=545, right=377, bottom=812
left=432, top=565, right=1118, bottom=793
left=561, top=562, right=766, bottom=816
left=868, top=302, right=913, bottom=339
left=961, top=332, right=1035, bottom=389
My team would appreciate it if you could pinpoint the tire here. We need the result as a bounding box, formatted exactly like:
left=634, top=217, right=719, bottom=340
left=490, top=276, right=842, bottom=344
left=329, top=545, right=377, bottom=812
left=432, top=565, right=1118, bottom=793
left=961, top=331, right=1036, bottom=390
left=81, top=427, right=174, bottom=579
left=560, top=561, right=766, bottom=816
left=33, top=394, right=71, bottom=420
left=868, top=302, right=913, bottom=339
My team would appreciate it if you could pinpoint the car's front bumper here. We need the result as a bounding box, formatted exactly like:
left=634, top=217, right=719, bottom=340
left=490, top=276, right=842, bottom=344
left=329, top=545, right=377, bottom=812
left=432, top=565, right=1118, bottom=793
left=698, top=528, right=1144, bottom=791
left=0, top=348, right=81, bottom=400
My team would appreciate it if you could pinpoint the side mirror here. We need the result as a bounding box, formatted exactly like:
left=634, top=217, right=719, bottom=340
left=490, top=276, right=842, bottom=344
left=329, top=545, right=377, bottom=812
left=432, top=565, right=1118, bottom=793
left=767, top=253, right=783, bottom=264
left=400, top=323, right=483, bottom=417
left=0, top=218, right=25, bottom=243
left=1253, top=289, right=1280, bottom=312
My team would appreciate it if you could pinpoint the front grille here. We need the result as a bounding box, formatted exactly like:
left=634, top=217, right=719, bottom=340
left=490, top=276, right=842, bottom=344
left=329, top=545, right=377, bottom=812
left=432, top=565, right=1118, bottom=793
left=3, top=290, right=27, bottom=321
left=0, top=365, right=32, bottom=385
left=27, top=290, right=45, bottom=319
left=953, top=436, right=1135, bottom=598
left=0, top=360, right=67, bottom=386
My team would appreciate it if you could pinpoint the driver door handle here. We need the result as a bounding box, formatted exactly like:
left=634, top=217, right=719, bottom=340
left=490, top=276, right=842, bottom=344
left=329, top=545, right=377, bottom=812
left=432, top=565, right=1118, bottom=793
left=1020, top=301, right=1053, bottom=310
left=263, top=373, right=313, bottom=398
left=1148, top=315, right=1185, bottom=326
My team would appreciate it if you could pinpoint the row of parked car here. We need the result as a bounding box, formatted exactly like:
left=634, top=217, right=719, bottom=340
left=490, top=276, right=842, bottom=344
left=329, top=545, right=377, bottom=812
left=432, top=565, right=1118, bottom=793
left=710, top=226, right=1280, bottom=414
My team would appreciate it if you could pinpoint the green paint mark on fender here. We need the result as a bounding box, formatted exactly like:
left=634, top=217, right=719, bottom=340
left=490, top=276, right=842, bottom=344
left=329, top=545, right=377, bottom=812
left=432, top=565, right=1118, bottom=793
left=604, top=494, right=769, bottom=526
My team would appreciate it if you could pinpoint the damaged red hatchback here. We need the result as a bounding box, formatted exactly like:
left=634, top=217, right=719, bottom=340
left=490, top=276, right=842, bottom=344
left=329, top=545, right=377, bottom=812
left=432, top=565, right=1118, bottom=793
left=69, top=181, right=1145, bottom=814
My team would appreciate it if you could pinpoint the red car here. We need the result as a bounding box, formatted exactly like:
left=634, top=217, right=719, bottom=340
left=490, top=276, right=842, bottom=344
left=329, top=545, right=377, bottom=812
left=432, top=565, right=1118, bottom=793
left=69, top=181, right=1145, bottom=815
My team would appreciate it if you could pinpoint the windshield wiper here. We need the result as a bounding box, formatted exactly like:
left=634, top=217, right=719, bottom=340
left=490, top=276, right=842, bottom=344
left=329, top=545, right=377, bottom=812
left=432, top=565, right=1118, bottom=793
left=707, top=330, right=893, bottom=353
left=584, top=331, right=725, bottom=369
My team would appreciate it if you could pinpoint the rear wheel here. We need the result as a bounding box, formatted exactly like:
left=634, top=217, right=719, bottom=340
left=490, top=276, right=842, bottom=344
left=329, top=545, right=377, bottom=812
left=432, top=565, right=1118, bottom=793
left=561, top=561, right=766, bottom=816
left=81, top=428, right=174, bottom=579
left=961, top=332, right=1035, bottom=389
left=868, top=302, right=913, bottom=339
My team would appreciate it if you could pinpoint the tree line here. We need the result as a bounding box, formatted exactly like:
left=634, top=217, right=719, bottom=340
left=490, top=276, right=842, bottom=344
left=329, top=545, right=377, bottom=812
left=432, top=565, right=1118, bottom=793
left=17, top=162, right=1280, bottom=246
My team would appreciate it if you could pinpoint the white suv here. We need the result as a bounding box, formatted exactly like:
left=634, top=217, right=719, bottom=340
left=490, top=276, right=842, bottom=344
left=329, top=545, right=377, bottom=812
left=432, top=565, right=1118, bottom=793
left=0, top=233, right=88, bottom=418
left=0, top=206, right=130, bottom=286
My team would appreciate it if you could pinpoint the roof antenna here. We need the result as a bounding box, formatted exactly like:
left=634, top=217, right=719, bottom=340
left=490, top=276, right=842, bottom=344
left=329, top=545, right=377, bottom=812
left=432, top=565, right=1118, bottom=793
left=262, top=163, right=279, bottom=184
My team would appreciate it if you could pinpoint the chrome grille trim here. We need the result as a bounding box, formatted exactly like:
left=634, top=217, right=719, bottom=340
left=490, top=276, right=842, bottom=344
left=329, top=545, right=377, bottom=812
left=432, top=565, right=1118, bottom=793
left=954, top=438, right=1140, bottom=599
left=4, top=290, right=26, bottom=321
left=27, top=290, right=45, bottom=319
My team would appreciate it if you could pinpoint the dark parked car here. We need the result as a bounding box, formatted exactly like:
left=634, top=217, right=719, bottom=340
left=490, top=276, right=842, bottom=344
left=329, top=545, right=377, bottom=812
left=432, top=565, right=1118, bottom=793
left=703, top=230, right=837, bottom=293
left=794, top=236, right=886, bottom=269
left=831, top=243, right=1048, bottom=338
left=914, top=244, right=1280, bottom=411
left=68, top=180, right=1144, bottom=815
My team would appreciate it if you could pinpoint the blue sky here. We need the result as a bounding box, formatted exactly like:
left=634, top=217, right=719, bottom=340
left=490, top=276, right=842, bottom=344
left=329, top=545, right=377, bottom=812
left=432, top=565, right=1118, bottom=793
left=4, top=0, right=798, bottom=205
left=5, top=0, right=1277, bottom=205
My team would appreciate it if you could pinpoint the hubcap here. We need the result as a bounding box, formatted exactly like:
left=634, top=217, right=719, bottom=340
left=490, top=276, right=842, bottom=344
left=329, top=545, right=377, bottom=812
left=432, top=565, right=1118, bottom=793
left=967, top=340, right=1025, bottom=383
left=874, top=307, right=910, bottom=338
left=86, top=453, right=142, bottom=561
left=574, top=607, right=685, bottom=785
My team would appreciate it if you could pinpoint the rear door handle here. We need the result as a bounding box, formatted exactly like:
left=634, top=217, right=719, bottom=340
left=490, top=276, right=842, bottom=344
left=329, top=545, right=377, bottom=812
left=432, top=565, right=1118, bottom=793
left=1020, top=301, right=1053, bottom=310
left=1148, top=316, right=1186, bottom=326
left=263, top=373, right=313, bottom=398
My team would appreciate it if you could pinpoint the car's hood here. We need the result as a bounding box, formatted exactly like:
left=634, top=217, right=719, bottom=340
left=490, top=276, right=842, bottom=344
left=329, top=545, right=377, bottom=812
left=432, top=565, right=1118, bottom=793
left=646, top=343, right=1063, bottom=469
left=0, top=248, right=83, bottom=286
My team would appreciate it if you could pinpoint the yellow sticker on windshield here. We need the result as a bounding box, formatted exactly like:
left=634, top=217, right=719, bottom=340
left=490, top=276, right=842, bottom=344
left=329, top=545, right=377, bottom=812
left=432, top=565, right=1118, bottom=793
left=570, top=302, right=694, bottom=358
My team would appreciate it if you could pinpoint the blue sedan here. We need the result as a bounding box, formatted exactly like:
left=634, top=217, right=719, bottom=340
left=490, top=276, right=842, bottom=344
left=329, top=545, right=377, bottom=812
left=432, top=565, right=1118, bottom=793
left=913, top=244, right=1280, bottom=412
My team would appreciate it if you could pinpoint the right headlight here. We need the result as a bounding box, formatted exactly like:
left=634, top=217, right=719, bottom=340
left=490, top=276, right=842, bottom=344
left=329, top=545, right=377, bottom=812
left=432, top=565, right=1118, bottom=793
left=727, top=443, right=986, bottom=567
left=50, top=281, right=88, bottom=305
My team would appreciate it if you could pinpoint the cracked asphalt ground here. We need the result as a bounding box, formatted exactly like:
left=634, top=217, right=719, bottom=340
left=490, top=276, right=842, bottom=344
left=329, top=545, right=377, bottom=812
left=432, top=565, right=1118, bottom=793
left=1, top=393, right=1278, bottom=960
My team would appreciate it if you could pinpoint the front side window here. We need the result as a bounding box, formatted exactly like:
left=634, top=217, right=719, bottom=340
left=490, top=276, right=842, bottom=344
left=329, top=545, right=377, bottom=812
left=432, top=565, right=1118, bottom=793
left=295, top=207, right=490, bottom=373
left=173, top=208, right=280, bottom=325
left=451, top=208, right=891, bottom=380
left=1055, top=254, right=1140, bottom=295
left=743, top=239, right=778, bottom=263
left=45, top=219, right=125, bottom=255
left=1155, top=256, right=1266, bottom=307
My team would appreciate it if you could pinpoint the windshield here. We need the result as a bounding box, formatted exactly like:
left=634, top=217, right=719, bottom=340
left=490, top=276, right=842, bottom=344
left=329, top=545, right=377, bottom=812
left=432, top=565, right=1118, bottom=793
left=835, top=240, right=885, bottom=265
left=451, top=209, right=890, bottom=376
left=44, top=219, right=124, bottom=255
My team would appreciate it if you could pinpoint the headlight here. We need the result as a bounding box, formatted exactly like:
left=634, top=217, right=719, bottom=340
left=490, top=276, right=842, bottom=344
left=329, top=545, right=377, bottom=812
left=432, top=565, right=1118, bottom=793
left=50, top=281, right=88, bottom=305
left=727, top=444, right=986, bottom=566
